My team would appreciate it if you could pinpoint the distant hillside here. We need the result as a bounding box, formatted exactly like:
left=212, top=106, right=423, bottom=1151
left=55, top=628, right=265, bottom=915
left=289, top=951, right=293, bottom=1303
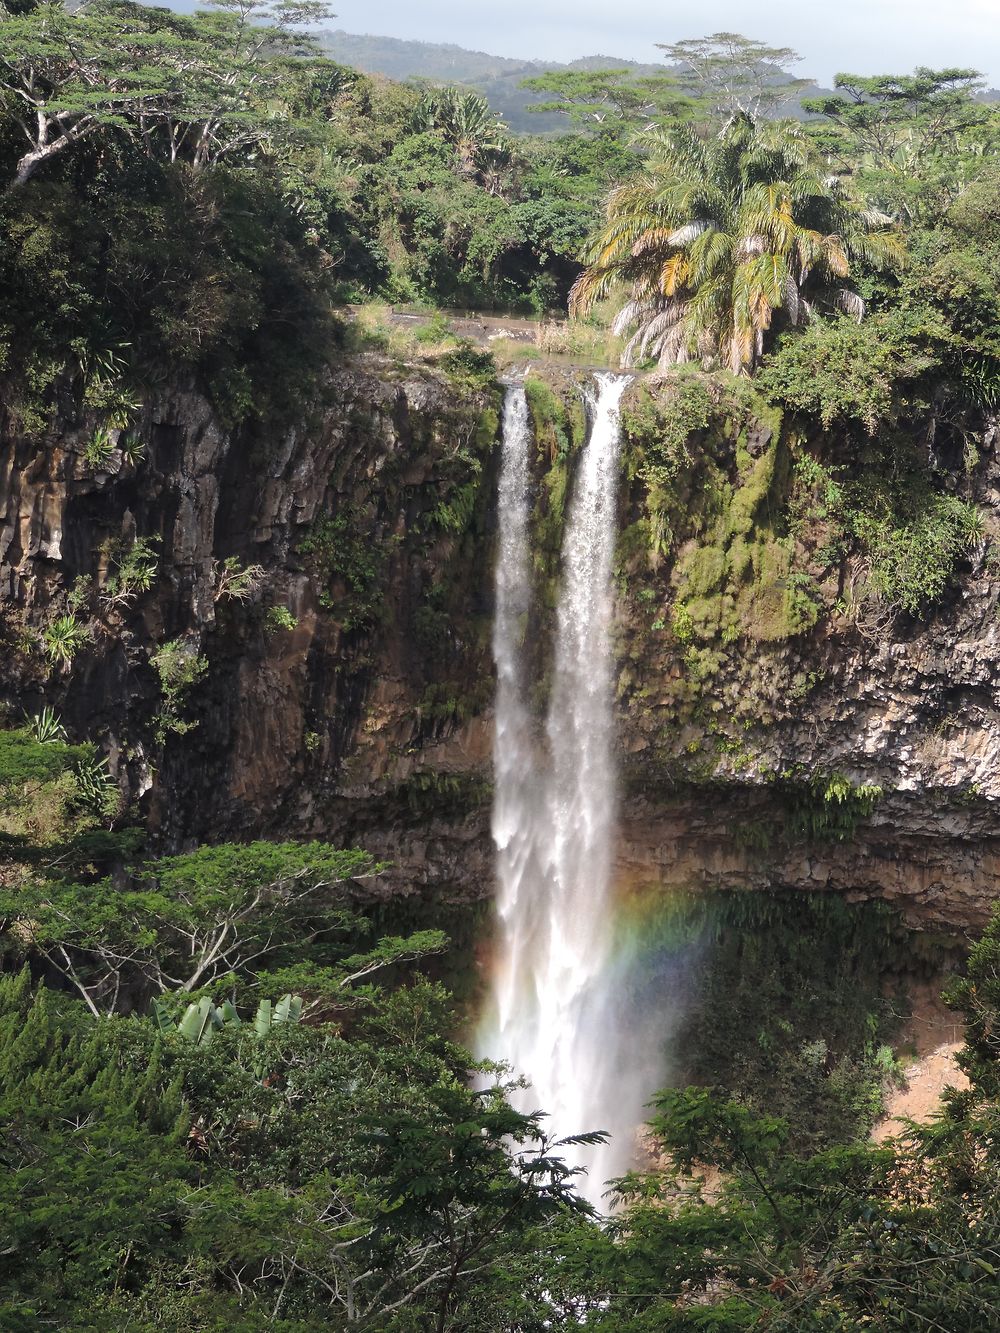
left=314, top=31, right=839, bottom=132
left=314, top=30, right=670, bottom=132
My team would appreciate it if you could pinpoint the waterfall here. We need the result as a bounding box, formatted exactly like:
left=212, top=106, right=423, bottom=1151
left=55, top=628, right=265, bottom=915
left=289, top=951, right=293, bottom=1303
left=490, top=382, right=540, bottom=1028
left=485, top=372, right=645, bottom=1209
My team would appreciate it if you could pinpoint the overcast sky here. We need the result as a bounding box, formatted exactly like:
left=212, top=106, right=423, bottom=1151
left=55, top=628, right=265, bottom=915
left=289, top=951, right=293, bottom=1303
left=329, top=0, right=1000, bottom=88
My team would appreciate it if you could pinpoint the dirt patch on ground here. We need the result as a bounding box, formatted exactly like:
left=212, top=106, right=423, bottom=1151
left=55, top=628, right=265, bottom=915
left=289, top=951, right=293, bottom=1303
left=873, top=983, right=969, bottom=1142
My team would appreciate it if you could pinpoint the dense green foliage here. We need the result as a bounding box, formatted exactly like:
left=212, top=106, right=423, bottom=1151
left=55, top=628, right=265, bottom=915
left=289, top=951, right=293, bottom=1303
left=607, top=128, right=1000, bottom=656
left=2, top=844, right=999, bottom=1329
left=0, top=722, right=128, bottom=866
left=0, top=0, right=624, bottom=440
left=804, top=67, right=998, bottom=223
left=0, top=706, right=593, bottom=1329
left=0, top=971, right=598, bottom=1330
left=2, top=694, right=985, bottom=1331
left=581, top=906, right=1000, bottom=1332
left=676, top=893, right=909, bottom=1151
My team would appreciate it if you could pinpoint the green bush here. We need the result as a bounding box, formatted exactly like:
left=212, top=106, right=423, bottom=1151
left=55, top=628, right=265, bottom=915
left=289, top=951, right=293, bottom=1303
left=40, top=615, right=90, bottom=669
left=758, top=310, right=946, bottom=432
left=621, top=371, right=713, bottom=489
left=264, top=605, right=297, bottom=634
left=850, top=484, right=983, bottom=616
left=151, top=639, right=208, bottom=743
left=100, top=536, right=159, bottom=610
left=0, top=158, right=339, bottom=436
left=298, top=510, right=388, bottom=630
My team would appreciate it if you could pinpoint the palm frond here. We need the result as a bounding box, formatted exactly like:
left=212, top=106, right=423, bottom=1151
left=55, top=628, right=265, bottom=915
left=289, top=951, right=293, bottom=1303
left=665, top=221, right=710, bottom=246
left=823, top=236, right=850, bottom=279
left=574, top=110, right=904, bottom=374
left=686, top=228, right=733, bottom=285
left=835, top=288, right=866, bottom=322
left=659, top=254, right=689, bottom=296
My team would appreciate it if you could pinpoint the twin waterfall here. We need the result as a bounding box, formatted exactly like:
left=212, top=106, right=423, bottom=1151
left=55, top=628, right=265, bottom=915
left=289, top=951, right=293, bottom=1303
left=484, top=373, right=649, bottom=1208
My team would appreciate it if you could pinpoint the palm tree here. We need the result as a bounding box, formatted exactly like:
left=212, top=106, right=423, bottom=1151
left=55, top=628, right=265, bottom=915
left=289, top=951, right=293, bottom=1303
left=571, top=113, right=902, bottom=375
left=411, top=88, right=510, bottom=187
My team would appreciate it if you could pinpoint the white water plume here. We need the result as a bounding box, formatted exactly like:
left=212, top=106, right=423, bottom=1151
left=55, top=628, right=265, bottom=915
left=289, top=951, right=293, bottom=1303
left=485, top=372, right=652, bottom=1209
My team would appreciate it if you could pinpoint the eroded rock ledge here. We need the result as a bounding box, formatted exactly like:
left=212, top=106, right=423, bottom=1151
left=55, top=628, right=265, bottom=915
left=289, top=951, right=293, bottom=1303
left=3, top=356, right=1000, bottom=929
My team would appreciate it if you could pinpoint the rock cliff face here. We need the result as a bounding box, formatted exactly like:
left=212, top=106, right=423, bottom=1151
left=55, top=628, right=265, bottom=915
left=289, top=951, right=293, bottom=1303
left=607, top=382, right=1000, bottom=931
left=0, top=356, right=497, bottom=895
left=2, top=355, right=999, bottom=928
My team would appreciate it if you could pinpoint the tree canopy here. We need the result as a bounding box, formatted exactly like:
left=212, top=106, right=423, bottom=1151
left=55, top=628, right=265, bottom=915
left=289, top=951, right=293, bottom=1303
left=0, top=0, right=334, bottom=186
left=656, top=31, right=811, bottom=118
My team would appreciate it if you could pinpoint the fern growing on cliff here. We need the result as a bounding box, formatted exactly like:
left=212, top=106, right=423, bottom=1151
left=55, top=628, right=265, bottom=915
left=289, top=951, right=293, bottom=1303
left=40, top=615, right=90, bottom=670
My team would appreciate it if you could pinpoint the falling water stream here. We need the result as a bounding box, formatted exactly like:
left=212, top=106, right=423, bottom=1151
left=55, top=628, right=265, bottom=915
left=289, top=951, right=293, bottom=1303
left=485, top=372, right=650, bottom=1208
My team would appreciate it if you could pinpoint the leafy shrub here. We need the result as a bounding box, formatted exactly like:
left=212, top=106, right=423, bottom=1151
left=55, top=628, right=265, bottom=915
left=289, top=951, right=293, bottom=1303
left=100, top=536, right=159, bottom=610
left=40, top=615, right=90, bottom=669
left=439, top=341, right=497, bottom=393
left=118, top=431, right=146, bottom=467
left=850, top=486, right=983, bottom=617
left=298, top=510, right=387, bottom=631
left=72, top=749, right=119, bottom=819
left=429, top=480, right=479, bottom=535
left=265, top=605, right=297, bottom=633
left=0, top=728, right=85, bottom=788
left=29, top=706, right=67, bottom=744
left=758, top=310, right=946, bottom=431
left=82, top=425, right=117, bottom=470
left=412, top=311, right=455, bottom=345
left=785, top=771, right=885, bottom=842
left=621, top=371, right=713, bottom=489
left=151, top=639, right=208, bottom=743
left=213, top=556, right=265, bottom=604
left=0, top=725, right=125, bottom=863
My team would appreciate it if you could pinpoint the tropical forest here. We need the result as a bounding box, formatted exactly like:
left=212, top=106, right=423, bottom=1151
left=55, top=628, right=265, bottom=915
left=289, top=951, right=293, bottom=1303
left=4, top=1, right=1000, bottom=1327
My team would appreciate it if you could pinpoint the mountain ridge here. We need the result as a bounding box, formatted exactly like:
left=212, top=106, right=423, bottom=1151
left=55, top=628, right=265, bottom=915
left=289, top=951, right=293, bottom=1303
left=314, top=29, right=840, bottom=131
left=315, top=29, right=680, bottom=130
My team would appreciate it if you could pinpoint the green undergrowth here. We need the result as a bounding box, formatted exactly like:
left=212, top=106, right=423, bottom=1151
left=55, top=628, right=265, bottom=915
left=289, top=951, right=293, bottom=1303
left=618, top=366, right=986, bottom=673
left=0, top=724, right=138, bottom=878
left=677, top=891, right=918, bottom=1151
left=848, top=476, right=983, bottom=617
left=0, top=163, right=342, bottom=441
left=755, top=309, right=945, bottom=434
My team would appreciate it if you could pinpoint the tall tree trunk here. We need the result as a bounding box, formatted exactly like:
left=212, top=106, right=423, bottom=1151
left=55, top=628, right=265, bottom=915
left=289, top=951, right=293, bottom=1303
left=9, top=119, right=94, bottom=190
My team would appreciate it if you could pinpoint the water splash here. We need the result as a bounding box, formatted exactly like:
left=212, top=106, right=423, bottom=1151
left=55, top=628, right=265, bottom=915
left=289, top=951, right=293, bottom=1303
left=485, top=373, right=653, bottom=1208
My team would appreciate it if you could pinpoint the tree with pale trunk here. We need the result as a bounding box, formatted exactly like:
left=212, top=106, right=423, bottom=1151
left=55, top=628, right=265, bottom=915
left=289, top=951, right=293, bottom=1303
left=0, top=841, right=445, bottom=1015
left=0, top=0, right=333, bottom=188
left=657, top=31, right=811, bottom=119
